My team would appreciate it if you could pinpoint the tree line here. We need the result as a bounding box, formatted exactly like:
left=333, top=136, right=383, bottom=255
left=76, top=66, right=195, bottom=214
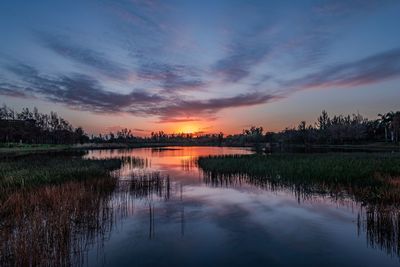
left=1, top=105, right=399, bottom=146
left=267, top=110, right=400, bottom=145
left=222, top=111, right=400, bottom=146
left=0, top=105, right=89, bottom=144
left=91, top=129, right=225, bottom=145
left=86, top=110, right=400, bottom=146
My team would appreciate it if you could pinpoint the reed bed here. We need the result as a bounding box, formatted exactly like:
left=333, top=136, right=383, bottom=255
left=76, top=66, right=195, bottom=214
left=119, top=171, right=171, bottom=200
left=0, top=153, right=123, bottom=266
left=0, top=154, right=122, bottom=192
left=0, top=175, right=118, bottom=266
left=198, top=153, right=400, bottom=205
left=0, top=154, right=170, bottom=266
left=358, top=206, right=400, bottom=257
left=199, top=153, right=400, bottom=258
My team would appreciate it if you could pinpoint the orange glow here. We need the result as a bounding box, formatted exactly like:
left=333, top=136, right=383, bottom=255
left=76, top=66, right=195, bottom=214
left=161, top=122, right=209, bottom=136
left=176, top=124, right=199, bottom=134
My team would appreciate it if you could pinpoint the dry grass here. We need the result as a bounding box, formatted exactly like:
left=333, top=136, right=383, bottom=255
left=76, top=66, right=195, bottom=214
left=0, top=176, right=117, bottom=266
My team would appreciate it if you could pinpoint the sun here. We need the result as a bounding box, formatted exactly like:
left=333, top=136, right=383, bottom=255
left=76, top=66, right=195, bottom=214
left=175, top=124, right=200, bottom=134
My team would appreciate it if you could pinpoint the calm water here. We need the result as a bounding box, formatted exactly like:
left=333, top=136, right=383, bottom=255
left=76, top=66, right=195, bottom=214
left=76, top=147, right=399, bottom=267
left=2, top=147, right=399, bottom=266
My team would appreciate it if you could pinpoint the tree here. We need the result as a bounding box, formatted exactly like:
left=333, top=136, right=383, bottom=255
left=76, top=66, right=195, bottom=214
left=391, top=112, right=400, bottom=143
left=378, top=113, right=391, bottom=142
left=317, top=110, right=330, bottom=130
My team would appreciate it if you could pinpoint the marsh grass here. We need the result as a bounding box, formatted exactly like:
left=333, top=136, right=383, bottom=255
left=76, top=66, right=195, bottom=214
left=199, top=153, right=400, bottom=258
left=357, top=206, right=400, bottom=258
left=0, top=153, right=122, bottom=192
left=0, top=174, right=118, bottom=266
left=120, top=171, right=171, bottom=200
left=0, top=154, right=172, bottom=266
left=0, top=153, right=124, bottom=266
left=198, top=153, right=400, bottom=205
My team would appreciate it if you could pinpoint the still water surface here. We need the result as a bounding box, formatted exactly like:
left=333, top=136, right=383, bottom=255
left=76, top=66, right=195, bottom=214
left=80, top=147, right=399, bottom=267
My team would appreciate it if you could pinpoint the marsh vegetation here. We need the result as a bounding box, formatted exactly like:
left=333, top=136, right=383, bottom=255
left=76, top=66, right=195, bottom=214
left=198, top=152, right=400, bottom=259
left=1, top=148, right=400, bottom=266
left=198, top=153, right=400, bottom=205
left=0, top=152, right=171, bottom=266
left=0, top=153, right=122, bottom=192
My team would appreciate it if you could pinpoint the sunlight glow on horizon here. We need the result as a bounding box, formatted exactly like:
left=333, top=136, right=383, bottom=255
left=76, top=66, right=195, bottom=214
left=0, top=1, right=399, bottom=135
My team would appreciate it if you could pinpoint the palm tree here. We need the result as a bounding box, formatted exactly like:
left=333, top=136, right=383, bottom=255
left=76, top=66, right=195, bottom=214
left=378, top=112, right=394, bottom=142
left=391, top=112, right=400, bottom=143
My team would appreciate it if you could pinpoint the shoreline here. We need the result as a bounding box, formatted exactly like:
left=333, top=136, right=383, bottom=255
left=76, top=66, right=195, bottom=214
left=0, top=142, right=399, bottom=155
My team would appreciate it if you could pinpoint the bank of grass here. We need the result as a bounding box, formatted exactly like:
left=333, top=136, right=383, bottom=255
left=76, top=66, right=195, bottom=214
left=198, top=153, right=400, bottom=204
left=0, top=154, right=122, bottom=191
left=0, top=170, right=119, bottom=266
left=0, top=143, right=72, bottom=155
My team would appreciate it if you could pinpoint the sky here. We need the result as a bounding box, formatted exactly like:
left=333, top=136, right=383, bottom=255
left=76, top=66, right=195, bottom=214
left=1, top=0, right=400, bottom=136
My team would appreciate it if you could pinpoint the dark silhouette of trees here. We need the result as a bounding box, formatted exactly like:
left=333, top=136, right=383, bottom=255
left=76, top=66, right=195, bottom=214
left=377, top=112, right=400, bottom=143
left=89, top=111, right=400, bottom=147
left=262, top=111, right=399, bottom=146
left=223, top=111, right=399, bottom=147
left=1, top=106, right=399, bottom=147
left=0, top=105, right=89, bottom=144
left=391, top=112, right=400, bottom=143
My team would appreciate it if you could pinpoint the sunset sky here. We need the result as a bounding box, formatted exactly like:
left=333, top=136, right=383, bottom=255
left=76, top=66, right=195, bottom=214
left=1, top=0, right=400, bottom=136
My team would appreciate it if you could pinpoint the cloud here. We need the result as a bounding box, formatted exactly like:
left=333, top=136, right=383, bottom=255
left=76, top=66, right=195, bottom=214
left=38, top=33, right=130, bottom=80
left=212, top=29, right=270, bottom=83
left=0, top=83, right=30, bottom=98
left=106, top=0, right=168, bottom=32
left=154, top=92, right=280, bottom=123
left=155, top=117, right=204, bottom=123
left=137, top=62, right=206, bottom=92
left=38, top=32, right=206, bottom=93
left=282, top=48, right=400, bottom=90
left=1, top=63, right=279, bottom=122
left=313, top=0, right=393, bottom=17
left=4, top=63, right=163, bottom=114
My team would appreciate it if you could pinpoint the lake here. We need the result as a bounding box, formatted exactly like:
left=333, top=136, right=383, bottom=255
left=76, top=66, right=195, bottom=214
left=83, top=147, right=399, bottom=267
left=2, top=146, right=399, bottom=266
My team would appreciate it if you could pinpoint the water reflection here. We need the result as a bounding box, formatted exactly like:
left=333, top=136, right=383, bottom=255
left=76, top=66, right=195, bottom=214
left=359, top=206, right=400, bottom=257
left=121, top=172, right=171, bottom=200
left=202, top=171, right=400, bottom=261
left=89, top=147, right=400, bottom=266
left=1, top=147, right=399, bottom=266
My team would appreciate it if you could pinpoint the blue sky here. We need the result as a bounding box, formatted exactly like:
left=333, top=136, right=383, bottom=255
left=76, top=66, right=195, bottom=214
left=1, top=0, right=400, bottom=134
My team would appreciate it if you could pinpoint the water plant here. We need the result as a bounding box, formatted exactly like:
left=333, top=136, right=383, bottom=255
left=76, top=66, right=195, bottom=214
left=199, top=153, right=400, bottom=258
left=0, top=153, right=122, bottom=192
left=198, top=153, right=400, bottom=205
left=0, top=176, right=119, bottom=266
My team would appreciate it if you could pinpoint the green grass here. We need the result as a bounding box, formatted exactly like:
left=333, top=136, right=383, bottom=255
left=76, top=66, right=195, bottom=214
left=0, top=143, right=72, bottom=155
left=0, top=154, right=122, bottom=191
left=198, top=153, right=400, bottom=204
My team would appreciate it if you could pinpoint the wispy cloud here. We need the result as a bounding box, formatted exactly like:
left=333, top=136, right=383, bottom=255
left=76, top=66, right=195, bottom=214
left=1, top=63, right=280, bottom=122
left=106, top=0, right=168, bottom=32
left=4, top=47, right=398, bottom=123
left=4, top=63, right=163, bottom=114
left=137, top=62, right=206, bottom=93
left=212, top=24, right=272, bottom=83
left=1, top=0, right=400, bottom=129
left=282, top=48, right=400, bottom=90
left=0, top=82, right=30, bottom=98
left=38, top=33, right=130, bottom=80
left=154, top=92, right=280, bottom=123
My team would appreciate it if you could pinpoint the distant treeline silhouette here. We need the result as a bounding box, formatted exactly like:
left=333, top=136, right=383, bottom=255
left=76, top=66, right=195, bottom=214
left=93, top=110, right=400, bottom=146
left=264, top=110, right=400, bottom=145
left=0, top=105, right=89, bottom=144
left=1, top=105, right=399, bottom=146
